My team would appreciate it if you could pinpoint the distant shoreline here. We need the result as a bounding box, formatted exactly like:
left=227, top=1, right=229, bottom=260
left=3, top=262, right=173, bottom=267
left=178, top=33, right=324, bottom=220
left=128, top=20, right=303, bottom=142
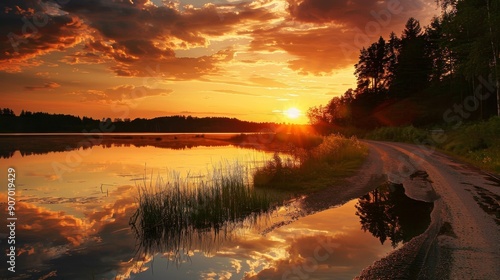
left=0, top=132, right=255, bottom=136
left=0, top=132, right=314, bottom=159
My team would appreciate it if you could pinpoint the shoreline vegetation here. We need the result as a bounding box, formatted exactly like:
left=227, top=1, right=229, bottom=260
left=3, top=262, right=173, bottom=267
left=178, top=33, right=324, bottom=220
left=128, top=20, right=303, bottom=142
left=129, top=134, right=368, bottom=258
left=1, top=120, right=496, bottom=174
left=0, top=109, right=308, bottom=133
left=0, top=131, right=323, bottom=159
left=253, top=135, right=368, bottom=193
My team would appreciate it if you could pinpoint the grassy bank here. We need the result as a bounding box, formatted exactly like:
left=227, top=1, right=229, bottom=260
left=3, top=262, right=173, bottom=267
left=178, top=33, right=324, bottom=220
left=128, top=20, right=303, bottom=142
left=365, top=117, right=500, bottom=173
left=229, top=132, right=324, bottom=150
left=253, top=135, right=369, bottom=193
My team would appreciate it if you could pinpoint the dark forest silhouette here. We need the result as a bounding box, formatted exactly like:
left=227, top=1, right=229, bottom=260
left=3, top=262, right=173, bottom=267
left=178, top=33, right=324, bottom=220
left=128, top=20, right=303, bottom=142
left=309, top=1, right=499, bottom=131
left=0, top=109, right=300, bottom=133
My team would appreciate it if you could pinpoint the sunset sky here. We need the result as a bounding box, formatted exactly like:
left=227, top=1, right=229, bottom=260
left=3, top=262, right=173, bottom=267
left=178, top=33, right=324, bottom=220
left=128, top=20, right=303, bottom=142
left=1, top=0, right=438, bottom=124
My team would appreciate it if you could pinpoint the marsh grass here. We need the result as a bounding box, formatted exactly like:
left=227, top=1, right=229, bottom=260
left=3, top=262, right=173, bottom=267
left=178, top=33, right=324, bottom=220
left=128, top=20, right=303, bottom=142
left=129, top=160, right=285, bottom=263
left=253, top=135, right=368, bottom=193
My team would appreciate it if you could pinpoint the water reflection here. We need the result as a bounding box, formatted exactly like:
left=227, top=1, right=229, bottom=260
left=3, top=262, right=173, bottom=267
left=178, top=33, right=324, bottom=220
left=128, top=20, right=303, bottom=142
left=0, top=138, right=429, bottom=279
left=0, top=185, right=140, bottom=279
left=355, top=182, right=434, bottom=247
left=128, top=200, right=396, bottom=280
left=129, top=165, right=283, bottom=267
left=0, top=143, right=280, bottom=279
left=130, top=208, right=273, bottom=268
left=0, top=134, right=234, bottom=159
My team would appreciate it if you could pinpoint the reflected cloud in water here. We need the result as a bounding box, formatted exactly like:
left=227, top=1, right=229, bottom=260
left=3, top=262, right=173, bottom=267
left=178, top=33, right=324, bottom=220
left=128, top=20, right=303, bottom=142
left=0, top=185, right=140, bottom=279
left=0, top=143, right=282, bottom=279
left=0, top=141, right=434, bottom=279
left=129, top=200, right=396, bottom=280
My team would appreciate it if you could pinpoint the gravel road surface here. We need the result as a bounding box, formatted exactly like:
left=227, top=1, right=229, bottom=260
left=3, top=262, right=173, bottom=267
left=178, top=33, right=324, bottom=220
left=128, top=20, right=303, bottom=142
left=356, top=141, right=500, bottom=279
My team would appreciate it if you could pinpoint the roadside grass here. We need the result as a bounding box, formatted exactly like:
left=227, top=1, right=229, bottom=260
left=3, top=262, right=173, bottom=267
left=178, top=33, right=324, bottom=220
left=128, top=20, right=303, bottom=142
left=253, top=135, right=369, bottom=193
left=440, top=117, right=500, bottom=173
left=366, top=125, right=427, bottom=143
left=365, top=117, right=500, bottom=174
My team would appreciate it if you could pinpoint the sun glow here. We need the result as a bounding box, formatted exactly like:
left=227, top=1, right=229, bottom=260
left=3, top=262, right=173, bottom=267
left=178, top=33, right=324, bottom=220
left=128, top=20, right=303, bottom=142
left=284, top=107, right=301, bottom=119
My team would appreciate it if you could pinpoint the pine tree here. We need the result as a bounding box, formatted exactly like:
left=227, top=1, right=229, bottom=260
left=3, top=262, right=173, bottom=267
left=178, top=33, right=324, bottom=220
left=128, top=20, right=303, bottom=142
left=389, top=18, right=431, bottom=98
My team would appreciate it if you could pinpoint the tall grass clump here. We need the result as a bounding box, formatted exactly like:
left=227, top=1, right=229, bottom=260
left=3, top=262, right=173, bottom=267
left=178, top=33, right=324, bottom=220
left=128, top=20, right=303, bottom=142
left=253, top=135, right=368, bottom=192
left=129, top=161, right=283, bottom=261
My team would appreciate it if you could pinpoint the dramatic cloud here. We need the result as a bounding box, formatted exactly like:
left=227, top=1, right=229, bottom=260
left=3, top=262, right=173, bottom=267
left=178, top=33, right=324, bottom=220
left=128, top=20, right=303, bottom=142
left=0, top=0, right=436, bottom=77
left=109, top=48, right=235, bottom=79
left=0, top=0, right=87, bottom=72
left=250, top=24, right=357, bottom=74
left=56, top=0, right=273, bottom=78
left=241, top=227, right=394, bottom=279
left=0, top=0, right=276, bottom=78
left=250, top=0, right=435, bottom=74
left=287, top=0, right=427, bottom=25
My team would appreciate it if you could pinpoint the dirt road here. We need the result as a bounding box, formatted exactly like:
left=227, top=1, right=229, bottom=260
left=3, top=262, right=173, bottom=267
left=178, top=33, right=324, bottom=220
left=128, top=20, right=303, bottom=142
left=356, top=141, right=500, bottom=279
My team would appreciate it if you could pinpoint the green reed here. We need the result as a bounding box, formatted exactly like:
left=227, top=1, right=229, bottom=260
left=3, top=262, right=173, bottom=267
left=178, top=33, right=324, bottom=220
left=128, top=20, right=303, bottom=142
left=129, top=160, right=283, bottom=262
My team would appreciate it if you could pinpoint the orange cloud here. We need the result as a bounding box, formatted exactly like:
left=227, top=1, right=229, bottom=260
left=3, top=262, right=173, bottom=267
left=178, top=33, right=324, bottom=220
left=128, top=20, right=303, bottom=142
left=0, top=0, right=273, bottom=78
left=0, top=0, right=87, bottom=72
left=72, top=84, right=173, bottom=102
left=24, top=81, right=60, bottom=91
left=287, top=0, right=428, bottom=25
left=109, top=48, right=235, bottom=79
left=56, top=0, right=273, bottom=79
left=250, top=0, right=435, bottom=75
left=0, top=0, right=437, bottom=78
left=242, top=230, right=392, bottom=279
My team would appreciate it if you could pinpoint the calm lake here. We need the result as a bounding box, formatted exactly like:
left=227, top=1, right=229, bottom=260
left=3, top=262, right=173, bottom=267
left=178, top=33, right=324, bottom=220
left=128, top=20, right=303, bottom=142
left=0, top=135, right=431, bottom=279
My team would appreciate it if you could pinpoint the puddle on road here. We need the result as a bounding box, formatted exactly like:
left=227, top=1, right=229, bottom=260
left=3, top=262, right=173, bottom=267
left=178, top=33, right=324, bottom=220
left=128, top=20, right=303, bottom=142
left=355, top=182, right=434, bottom=247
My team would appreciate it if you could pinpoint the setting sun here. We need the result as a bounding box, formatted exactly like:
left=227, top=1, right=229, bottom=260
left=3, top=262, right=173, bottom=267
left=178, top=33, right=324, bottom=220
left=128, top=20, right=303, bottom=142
left=284, top=108, right=301, bottom=119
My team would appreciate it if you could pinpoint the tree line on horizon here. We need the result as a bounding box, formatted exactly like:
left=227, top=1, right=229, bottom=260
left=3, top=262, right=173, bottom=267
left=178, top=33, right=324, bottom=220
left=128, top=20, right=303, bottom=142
left=0, top=109, right=298, bottom=133
left=308, top=0, right=499, bottom=132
